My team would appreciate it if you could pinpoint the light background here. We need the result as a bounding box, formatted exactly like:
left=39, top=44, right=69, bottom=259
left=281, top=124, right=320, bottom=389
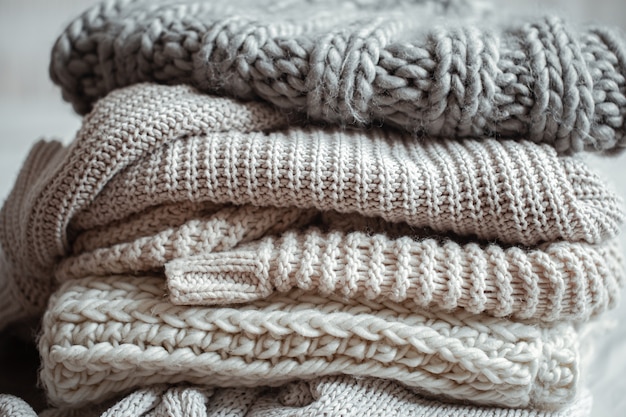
left=0, top=0, right=624, bottom=415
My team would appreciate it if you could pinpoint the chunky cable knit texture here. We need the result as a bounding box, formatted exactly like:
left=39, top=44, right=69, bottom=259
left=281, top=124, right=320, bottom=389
left=0, top=396, right=40, bottom=417
left=50, top=0, right=626, bottom=153
left=0, top=84, right=622, bottom=331
left=0, top=378, right=594, bottom=417
left=2, top=1, right=625, bottom=415
left=40, top=275, right=580, bottom=409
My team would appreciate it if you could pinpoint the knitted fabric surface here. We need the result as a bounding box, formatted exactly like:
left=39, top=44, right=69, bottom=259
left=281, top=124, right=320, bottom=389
left=58, top=202, right=624, bottom=323
left=40, top=275, right=581, bottom=409
left=0, top=84, right=623, bottom=333
left=50, top=0, right=626, bottom=153
left=0, top=377, right=593, bottom=417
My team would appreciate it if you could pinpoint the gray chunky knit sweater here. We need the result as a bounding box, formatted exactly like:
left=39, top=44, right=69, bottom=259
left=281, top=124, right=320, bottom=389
left=50, top=0, right=626, bottom=153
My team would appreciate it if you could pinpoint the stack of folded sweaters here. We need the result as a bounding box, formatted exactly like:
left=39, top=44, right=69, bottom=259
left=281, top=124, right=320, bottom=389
left=0, top=0, right=625, bottom=415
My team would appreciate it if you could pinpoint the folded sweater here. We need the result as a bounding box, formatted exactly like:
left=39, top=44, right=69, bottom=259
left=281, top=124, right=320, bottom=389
left=0, top=377, right=594, bottom=417
left=39, top=275, right=580, bottom=409
left=50, top=0, right=626, bottom=153
left=0, top=84, right=622, bottom=331
left=57, top=203, right=624, bottom=323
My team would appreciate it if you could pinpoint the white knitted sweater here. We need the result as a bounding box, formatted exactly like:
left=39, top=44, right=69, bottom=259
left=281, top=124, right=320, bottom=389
left=40, top=275, right=579, bottom=409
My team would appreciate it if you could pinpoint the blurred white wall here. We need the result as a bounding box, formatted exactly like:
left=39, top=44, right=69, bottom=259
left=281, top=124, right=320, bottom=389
left=0, top=0, right=99, bottom=97
left=0, top=0, right=97, bottom=199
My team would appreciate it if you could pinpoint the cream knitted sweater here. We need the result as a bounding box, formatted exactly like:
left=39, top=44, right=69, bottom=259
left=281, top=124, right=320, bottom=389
left=49, top=0, right=626, bottom=153
left=40, top=275, right=580, bottom=409
left=58, top=203, right=624, bottom=323
left=0, top=84, right=622, bottom=331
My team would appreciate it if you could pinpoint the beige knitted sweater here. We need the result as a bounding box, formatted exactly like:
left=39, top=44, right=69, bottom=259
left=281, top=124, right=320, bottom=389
left=0, top=83, right=623, bottom=413
left=0, top=83, right=623, bottom=330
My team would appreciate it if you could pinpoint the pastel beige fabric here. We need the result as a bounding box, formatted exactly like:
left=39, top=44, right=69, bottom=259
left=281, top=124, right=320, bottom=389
left=58, top=203, right=625, bottom=323
left=1, top=0, right=625, bottom=414
left=0, top=378, right=594, bottom=417
left=0, top=83, right=623, bottom=415
left=0, top=83, right=622, bottom=331
left=40, top=275, right=579, bottom=409
left=0, top=84, right=289, bottom=329
left=164, top=225, right=624, bottom=322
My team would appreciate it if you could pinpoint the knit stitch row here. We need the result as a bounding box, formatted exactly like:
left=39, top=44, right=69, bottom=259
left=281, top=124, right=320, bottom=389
left=166, top=225, right=624, bottom=322
left=2, top=1, right=625, bottom=415
left=54, top=201, right=625, bottom=322
left=77, top=127, right=624, bottom=246
left=0, top=84, right=288, bottom=327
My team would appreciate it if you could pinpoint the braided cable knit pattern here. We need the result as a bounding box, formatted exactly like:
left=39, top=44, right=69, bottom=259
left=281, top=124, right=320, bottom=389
left=39, top=275, right=579, bottom=409
left=0, top=395, right=40, bottom=417
left=49, top=0, right=626, bottom=152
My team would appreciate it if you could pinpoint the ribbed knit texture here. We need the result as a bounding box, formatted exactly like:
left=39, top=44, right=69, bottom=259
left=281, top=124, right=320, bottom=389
left=0, top=378, right=594, bottom=417
left=74, top=121, right=623, bottom=245
left=0, top=83, right=622, bottom=416
left=0, top=84, right=622, bottom=331
left=50, top=0, right=626, bottom=153
left=164, top=225, right=624, bottom=322
left=0, top=84, right=288, bottom=328
left=40, top=275, right=580, bottom=409
left=55, top=201, right=625, bottom=322
left=0, top=141, right=67, bottom=330
left=2, top=1, right=625, bottom=415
